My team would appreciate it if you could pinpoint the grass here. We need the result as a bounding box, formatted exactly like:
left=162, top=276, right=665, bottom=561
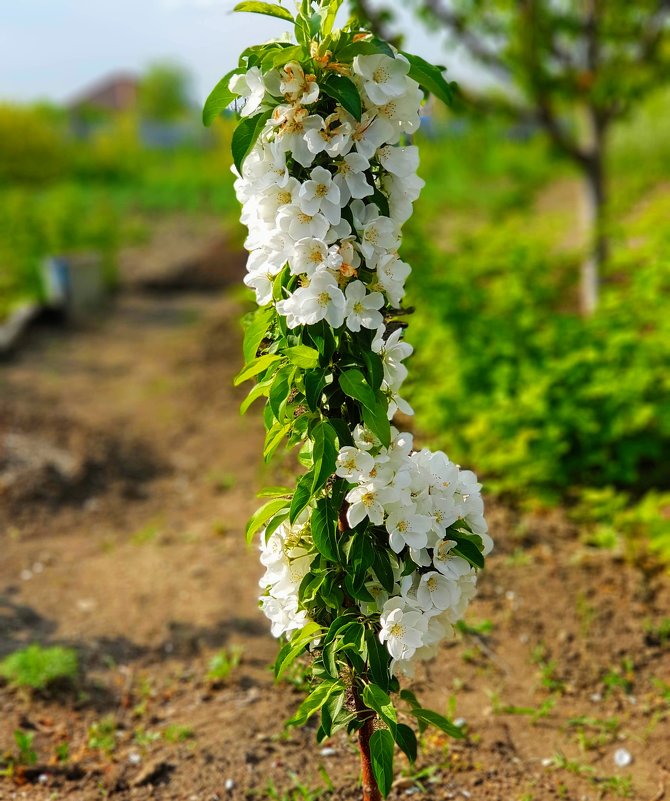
left=0, top=644, right=78, bottom=690
left=87, top=716, right=118, bottom=756
left=548, top=752, right=634, bottom=798
left=265, top=769, right=334, bottom=801
left=206, top=645, right=244, bottom=684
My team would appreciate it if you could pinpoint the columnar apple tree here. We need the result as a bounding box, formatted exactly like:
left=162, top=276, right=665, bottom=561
left=203, top=2, right=493, bottom=798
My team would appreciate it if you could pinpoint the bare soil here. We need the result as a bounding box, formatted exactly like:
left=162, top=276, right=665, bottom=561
left=1, top=220, right=669, bottom=801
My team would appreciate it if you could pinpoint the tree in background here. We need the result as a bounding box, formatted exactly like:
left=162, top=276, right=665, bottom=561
left=353, top=0, right=670, bottom=314
left=138, top=61, right=193, bottom=122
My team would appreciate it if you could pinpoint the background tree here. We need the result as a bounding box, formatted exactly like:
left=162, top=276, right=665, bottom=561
left=138, top=60, right=193, bottom=122
left=353, top=0, right=670, bottom=314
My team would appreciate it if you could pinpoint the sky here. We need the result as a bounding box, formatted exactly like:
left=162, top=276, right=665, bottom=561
left=0, top=0, right=489, bottom=106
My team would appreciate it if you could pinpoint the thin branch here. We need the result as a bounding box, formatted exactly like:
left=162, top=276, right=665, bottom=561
left=420, top=0, right=512, bottom=78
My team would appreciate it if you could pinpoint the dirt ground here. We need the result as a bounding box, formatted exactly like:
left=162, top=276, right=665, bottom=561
left=1, top=219, right=669, bottom=801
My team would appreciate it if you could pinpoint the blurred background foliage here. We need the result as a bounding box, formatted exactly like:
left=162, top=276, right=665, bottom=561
left=1, top=3, right=669, bottom=565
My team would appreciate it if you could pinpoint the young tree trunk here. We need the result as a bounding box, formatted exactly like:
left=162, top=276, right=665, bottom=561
left=580, top=121, right=608, bottom=316
left=354, top=686, right=382, bottom=801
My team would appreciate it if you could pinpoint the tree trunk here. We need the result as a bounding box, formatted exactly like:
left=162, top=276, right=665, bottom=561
left=580, top=118, right=608, bottom=316
left=354, top=686, right=382, bottom=801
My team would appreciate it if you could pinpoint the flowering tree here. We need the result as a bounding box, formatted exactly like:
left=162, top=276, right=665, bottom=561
left=203, top=2, right=493, bottom=798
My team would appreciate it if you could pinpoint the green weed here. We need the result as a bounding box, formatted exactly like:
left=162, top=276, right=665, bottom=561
left=0, top=644, right=78, bottom=690
left=13, top=730, right=37, bottom=766
left=88, top=717, right=118, bottom=756
left=162, top=724, right=195, bottom=743
left=206, top=646, right=243, bottom=684
left=566, top=716, right=620, bottom=752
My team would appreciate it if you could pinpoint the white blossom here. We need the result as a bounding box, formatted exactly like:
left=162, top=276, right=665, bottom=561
left=333, top=153, right=373, bottom=204
left=277, top=270, right=346, bottom=328
left=229, top=67, right=267, bottom=118
left=289, top=237, right=341, bottom=277
left=278, top=61, right=319, bottom=105
left=344, top=280, right=384, bottom=332
left=298, top=166, right=342, bottom=225
left=353, top=54, right=410, bottom=106
left=277, top=205, right=330, bottom=241
left=336, top=446, right=375, bottom=482
left=379, top=597, right=427, bottom=661
left=376, top=145, right=419, bottom=177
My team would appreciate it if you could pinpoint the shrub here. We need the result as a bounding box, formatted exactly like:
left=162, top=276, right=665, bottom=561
left=405, top=204, right=670, bottom=502
left=0, top=104, right=70, bottom=184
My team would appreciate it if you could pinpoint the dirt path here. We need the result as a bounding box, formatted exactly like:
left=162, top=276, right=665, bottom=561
left=1, top=246, right=669, bottom=800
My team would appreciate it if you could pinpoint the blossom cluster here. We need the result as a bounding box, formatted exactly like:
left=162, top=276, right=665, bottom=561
left=337, top=426, right=492, bottom=676
left=231, top=44, right=491, bottom=674
left=259, top=514, right=312, bottom=639
left=232, top=52, right=424, bottom=328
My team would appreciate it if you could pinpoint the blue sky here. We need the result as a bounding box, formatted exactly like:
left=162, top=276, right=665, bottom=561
left=0, top=0, right=486, bottom=105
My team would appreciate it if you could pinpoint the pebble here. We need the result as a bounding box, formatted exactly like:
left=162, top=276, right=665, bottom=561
left=20, top=569, right=32, bottom=581
left=319, top=747, right=336, bottom=757
left=224, top=778, right=235, bottom=791
left=590, top=692, right=602, bottom=702
left=128, top=752, right=142, bottom=766
left=38, top=774, right=48, bottom=785
left=614, top=747, right=632, bottom=767
left=453, top=717, right=466, bottom=728
left=541, top=757, right=553, bottom=767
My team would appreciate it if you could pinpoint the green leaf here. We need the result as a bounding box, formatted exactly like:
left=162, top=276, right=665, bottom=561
left=245, top=498, right=289, bottom=544
left=445, top=529, right=485, bottom=570
left=451, top=542, right=485, bottom=570
left=288, top=680, right=344, bottom=727
left=243, top=306, right=274, bottom=363
left=311, top=499, right=339, bottom=562
left=269, top=366, right=293, bottom=420
left=400, top=689, right=421, bottom=710
left=231, top=110, right=272, bottom=174
left=409, top=708, right=465, bottom=739
left=257, top=485, right=293, bottom=498
left=365, top=630, right=390, bottom=691
left=362, top=684, right=397, bottom=735
left=274, top=621, right=322, bottom=679
left=264, top=510, right=289, bottom=540
left=319, top=686, right=346, bottom=736
left=363, top=350, right=384, bottom=392
left=202, top=68, right=240, bottom=126
left=336, top=36, right=394, bottom=61
left=266, top=44, right=306, bottom=70
left=394, top=723, right=417, bottom=763
left=239, top=376, right=272, bottom=415
left=234, top=353, right=280, bottom=386
left=320, top=0, right=344, bottom=36
left=263, top=420, right=292, bottom=462
left=401, top=51, right=455, bottom=108
left=234, top=2, right=294, bottom=22
left=310, top=420, right=338, bottom=494
left=304, top=369, right=327, bottom=412
left=362, top=395, right=391, bottom=448
left=370, top=728, right=394, bottom=798
left=372, top=549, right=395, bottom=593
left=339, top=368, right=377, bottom=411
left=346, top=532, right=375, bottom=588
left=321, top=74, right=362, bottom=121
left=289, top=469, right=315, bottom=523
left=285, top=344, right=320, bottom=369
